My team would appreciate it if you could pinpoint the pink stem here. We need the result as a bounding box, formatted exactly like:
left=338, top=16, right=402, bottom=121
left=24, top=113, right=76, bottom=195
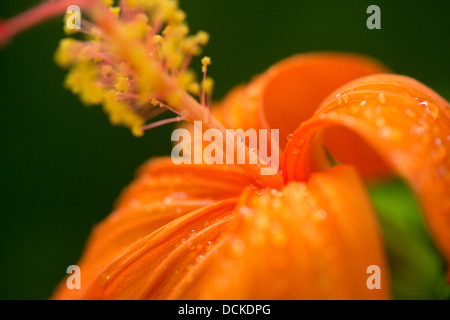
left=141, top=116, right=184, bottom=131
left=201, top=66, right=207, bottom=106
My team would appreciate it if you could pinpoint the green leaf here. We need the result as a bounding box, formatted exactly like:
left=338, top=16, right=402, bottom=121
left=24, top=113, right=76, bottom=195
left=369, top=179, right=450, bottom=300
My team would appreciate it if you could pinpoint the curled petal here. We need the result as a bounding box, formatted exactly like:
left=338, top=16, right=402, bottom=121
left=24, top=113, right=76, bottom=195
left=285, top=74, right=450, bottom=270
left=193, top=165, right=390, bottom=299
left=216, top=53, right=388, bottom=145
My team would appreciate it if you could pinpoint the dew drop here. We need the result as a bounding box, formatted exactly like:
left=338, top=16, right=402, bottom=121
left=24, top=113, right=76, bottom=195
left=342, top=93, right=349, bottom=103
left=375, top=117, right=386, bottom=127
left=435, top=138, right=442, bottom=146
left=315, top=209, right=328, bottom=221
left=405, top=108, right=416, bottom=118
left=418, top=101, right=429, bottom=107
left=432, top=145, right=446, bottom=161
left=239, top=206, right=250, bottom=216
left=163, top=197, right=172, bottom=205
left=419, top=100, right=439, bottom=120
left=378, top=126, right=392, bottom=138
left=232, top=239, right=245, bottom=255
left=410, top=125, right=425, bottom=136
left=169, top=192, right=188, bottom=200
left=378, top=93, right=386, bottom=104
left=287, top=133, right=293, bottom=141
left=428, top=104, right=439, bottom=120
left=360, top=100, right=367, bottom=106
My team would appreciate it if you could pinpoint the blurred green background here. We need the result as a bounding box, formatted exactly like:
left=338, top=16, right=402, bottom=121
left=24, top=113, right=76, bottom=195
left=0, top=0, right=449, bottom=299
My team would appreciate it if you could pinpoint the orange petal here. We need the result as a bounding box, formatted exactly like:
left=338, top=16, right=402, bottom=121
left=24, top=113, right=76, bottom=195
left=211, top=53, right=389, bottom=180
left=52, top=157, right=251, bottom=299
left=259, top=53, right=388, bottom=147
left=193, top=165, right=390, bottom=299
left=285, top=74, right=450, bottom=271
left=75, top=199, right=237, bottom=299
left=216, top=53, right=387, bottom=138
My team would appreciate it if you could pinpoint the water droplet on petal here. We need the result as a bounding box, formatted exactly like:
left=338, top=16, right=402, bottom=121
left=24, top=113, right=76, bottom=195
left=418, top=101, right=429, bottom=107
left=378, top=126, right=392, bottom=138
left=375, top=117, right=386, bottom=127
left=378, top=93, right=386, bottom=104
left=405, top=108, right=416, bottom=118
left=232, top=239, right=245, bottom=255
left=435, top=138, right=442, bottom=146
left=410, top=125, right=425, bottom=136
left=432, top=145, right=446, bottom=161
left=419, top=100, right=439, bottom=120
left=314, top=209, right=328, bottom=221
left=287, top=133, right=293, bottom=141
left=428, top=104, right=439, bottom=120
left=239, top=205, right=250, bottom=216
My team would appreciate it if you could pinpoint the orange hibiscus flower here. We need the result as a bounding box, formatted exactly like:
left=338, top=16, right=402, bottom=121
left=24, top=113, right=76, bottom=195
left=1, top=0, right=449, bottom=300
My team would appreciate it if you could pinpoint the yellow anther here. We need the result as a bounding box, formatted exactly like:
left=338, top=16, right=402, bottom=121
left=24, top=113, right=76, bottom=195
left=187, top=82, right=201, bottom=96
left=151, top=98, right=159, bottom=106
left=54, top=38, right=81, bottom=68
left=103, top=91, right=144, bottom=133
left=181, top=37, right=200, bottom=55
left=201, top=56, right=211, bottom=72
left=153, top=35, right=164, bottom=44
left=109, top=7, right=121, bottom=18
left=65, top=62, right=104, bottom=106
left=115, top=76, right=130, bottom=93
left=173, top=10, right=186, bottom=23
left=132, top=126, right=144, bottom=137
left=178, top=70, right=196, bottom=86
left=202, top=77, right=214, bottom=95
left=196, top=31, right=209, bottom=45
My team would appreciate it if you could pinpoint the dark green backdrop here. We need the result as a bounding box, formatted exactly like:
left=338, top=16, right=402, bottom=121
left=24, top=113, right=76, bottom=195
left=1, top=0, right=449, bottom=299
